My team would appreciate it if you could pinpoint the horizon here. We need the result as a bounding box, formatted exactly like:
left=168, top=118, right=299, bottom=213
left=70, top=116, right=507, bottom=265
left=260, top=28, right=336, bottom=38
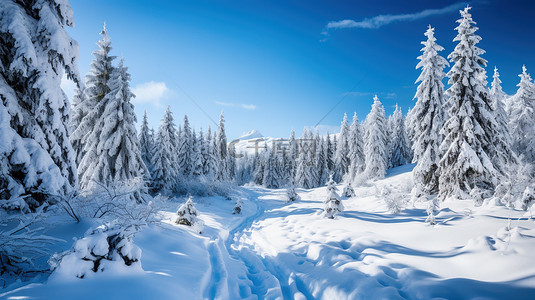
left=63, top=0, right=535, bottom=139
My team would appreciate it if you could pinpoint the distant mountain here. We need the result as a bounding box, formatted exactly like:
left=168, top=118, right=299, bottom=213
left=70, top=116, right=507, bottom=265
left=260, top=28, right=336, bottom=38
left=237, top=129, right=264, bottom=140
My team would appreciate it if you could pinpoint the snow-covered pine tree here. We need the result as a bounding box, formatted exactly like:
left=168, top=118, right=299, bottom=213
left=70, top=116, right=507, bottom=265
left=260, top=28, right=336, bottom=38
left=263, top=150, right=282, bottom=188
left=489, top=67, right=512, bottom=156
left=288, top=129, right=298, bottom=179
left=326, top=132, right=335, bottom=173
left=233, top=198, right=243, bottom=214
left=139, top=111, right=154, bottom=177
left=203, top=126, right=217, bottom=178
left=342, top=182, right=356, bottom=198
left=216, top=112, right=229, bottom=181
left=253, top=152, right=265, bottom=185
left=192, top=129, right=204, bottom=177
left=295, top=129, right=318, bottom=189
left=323, top=174, right=343, bottom=219
left=177, top=115, right=193, bottom=177
left=77, top=58, right=148, bottom=201
left=334, top=113, right=350, bottom=182
left=316, top=137, right=330, bottom=186
left=286, top=180, right=301, bottom=203
left=409, top=25, right=449, bottom=199
left=439, top=6, right=515, bottom=200
left=72, top=24, right=115, bottom=172
left=70, top=86, right=86, bottom=165
left=387, top=105, right=412, bottom=168
left=176, top=196, right=204, bottom=233
left=347, top=113, right=365, bottom=181
left=152, top=107, right=179, bottom=193
left=508, top=65, right=535, bottom=163
left=0, top=0, right=79, bottom=209
left=364, top=95, right=388, bottom=179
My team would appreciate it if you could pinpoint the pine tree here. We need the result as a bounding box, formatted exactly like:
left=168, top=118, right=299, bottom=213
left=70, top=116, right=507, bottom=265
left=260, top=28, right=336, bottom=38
left=348, top=113, right=365, bottom=181
left=326, top=132, right=335, bottom=173
left=192, top=130, right=204, bottom=177
left=77, top=58, right=148, bottom=200
left=438, top=6, right=515, bottom=199
left=152, top=107, right=179, bottom=193
left=177, top=115, right=193, bottom=177
left=295, top=129, right=318, bottom=189
left=288, top=129, right=298, bottom=178
left=342, top=182, right=356, bottom=198
left=263, top=150, right=282, bottom=188
left=0, top=0, right=79, bottom=209
left=286, top=181, right=301, bottom=203
left=139, top=111, right=154, bottom=177
left=508, top=66, right=535, bottom=163
left=176, top=196, right=204, bottom=233
left=364, top=95, right=388, bottom=179
left=334, top=113, right=350, bottom=181
left=70, top=86, right=86, bottom=165
left=216, top=112, right=229, bottom=181
left=489, top=67, right=512, bottom=157
left=324, top=174, right=343, bottom=219
left=316, top=137, right=330, bottom=186
left=408, top=25, right=449, bottom=198
left=387, top=105, right=412, bottom=168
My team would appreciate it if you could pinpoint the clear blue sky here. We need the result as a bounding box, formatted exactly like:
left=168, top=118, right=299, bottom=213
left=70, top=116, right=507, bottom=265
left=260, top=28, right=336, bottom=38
left=66, top=0, right=535, bottom=139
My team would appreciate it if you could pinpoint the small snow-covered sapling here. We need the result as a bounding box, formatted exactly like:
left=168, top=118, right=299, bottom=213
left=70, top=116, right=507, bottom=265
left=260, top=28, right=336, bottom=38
left=176, top=196, right=204, bottom=233
left=324, top=175, right=343, bottom=219
left=342, top=182, right=355, bottom=198
left=286, top=185, right=301, bottom=203
left=233, top=199, right=243, bottom=214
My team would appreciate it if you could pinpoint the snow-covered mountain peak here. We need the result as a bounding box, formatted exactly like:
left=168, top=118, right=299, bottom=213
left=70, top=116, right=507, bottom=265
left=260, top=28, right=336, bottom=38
left=238, top=129, right=264, bottom=140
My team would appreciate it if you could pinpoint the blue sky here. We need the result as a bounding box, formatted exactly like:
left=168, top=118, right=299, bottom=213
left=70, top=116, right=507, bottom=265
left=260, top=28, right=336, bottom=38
left=65, top=0, right=535, bottom=139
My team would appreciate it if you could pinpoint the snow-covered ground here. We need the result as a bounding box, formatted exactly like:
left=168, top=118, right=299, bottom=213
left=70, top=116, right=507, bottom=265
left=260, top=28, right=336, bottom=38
left=3, top=165, right=535, bottom=299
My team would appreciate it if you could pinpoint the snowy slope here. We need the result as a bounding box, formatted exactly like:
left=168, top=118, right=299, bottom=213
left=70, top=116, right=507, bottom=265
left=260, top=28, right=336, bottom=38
left=3, top=165, right=535, bottom=299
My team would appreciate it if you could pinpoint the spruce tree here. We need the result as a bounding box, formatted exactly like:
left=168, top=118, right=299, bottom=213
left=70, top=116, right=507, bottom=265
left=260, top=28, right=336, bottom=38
left=324, top=174, right=343, bottom=219
left=387, top=105, right=412, bottom=168
left=177, top=115, right=193, bottom=177
left=70, top=86, right=86, bottom=165
left=334, top=113, right=350, bottom=181
left=152, top=107, right=179, bottom=193
left=348, top=113, right=365, bottom=181
left=77, top=58, right=148, bottom=199
left=0, top=0, right=79, bottom=209
left=508, top=66, right=535, bottom=163
left=364, top=95, right=388, bottom=179
left=438, top=7, right=515, bottom=199
left=216, top=112, right=229, bottom=181
left=409, top=25, right=448, bottom=198
left=139, top=111, right=154, bottom=177
left=489, top=67, right=512, bottom=156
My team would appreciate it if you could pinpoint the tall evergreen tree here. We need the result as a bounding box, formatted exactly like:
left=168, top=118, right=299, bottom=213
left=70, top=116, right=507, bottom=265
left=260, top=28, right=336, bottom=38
left=177, top=115, right=193, bottom=177
left=409, top=26, right=449, bottom=197
left=316, top=137, right=330, bottom=186
left=438, top=7, right=515, bottom=199
left=216, top=112, right=229, bottom=181
left=204, top=126, right=217, bottom=178
left=152, top=107, right=179, bottom=193
left=348, top=113, right=365, bottom=181
left=139, top=111, right=154, bottom=177
left=364, top=96, right=388, bottom=179
left=334, top=113, right=350, bottom=181
left=70, top=86, right=86, bottom=165
left=192, top=129, right=204, bottom=177
left=288, top=129, right=297, bottom=178
left=0, top=0, right=79, bottom=209
left=489, top=67, right=512, bottom=154
left=388, top=105, right=412, bottom=168
left=508, top=66, right=535, bottom=163
left=295, top=129, right=318, bottom=189
left=77, top=59, right=148, bottom=198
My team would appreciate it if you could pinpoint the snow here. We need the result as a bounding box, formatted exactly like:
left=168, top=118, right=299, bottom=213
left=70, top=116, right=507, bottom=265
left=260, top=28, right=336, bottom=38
left=3, top=165, right=535, bottom=299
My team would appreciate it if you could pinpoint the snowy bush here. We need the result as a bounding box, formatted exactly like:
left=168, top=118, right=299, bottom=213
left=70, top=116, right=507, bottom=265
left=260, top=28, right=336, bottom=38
left=0, top=207, right=60, bottom=278
left=323, top=175, right=343, bottom=219
left=49, top=223, right=142, bottom=280
left=493, top=164, right=534, bottom=208
left=286, top=186, right=301, bottom=203
left=470, top=187, right=493, bottom=207
left=381, top=186, right=404, bottom=214
left=425, top=197, right=440, bottom=225
left=521, top=186, right=535, bottom=212
left=233, top=199, right=243, bottom=214
left=176, top=197, right=204, bottom=233
left=342, top=182, right=356, bottom=198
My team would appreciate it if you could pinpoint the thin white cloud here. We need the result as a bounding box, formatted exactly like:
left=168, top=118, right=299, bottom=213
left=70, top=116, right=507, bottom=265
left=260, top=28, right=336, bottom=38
left=325, top=2, right=466, bottom=31
left=241, top=104, right=257, bottom=110
left=132, top=81, right=170, bottom=106
left=61, top=74, right=76, bottom=100
left=215, top=101, right=257, bottom=110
